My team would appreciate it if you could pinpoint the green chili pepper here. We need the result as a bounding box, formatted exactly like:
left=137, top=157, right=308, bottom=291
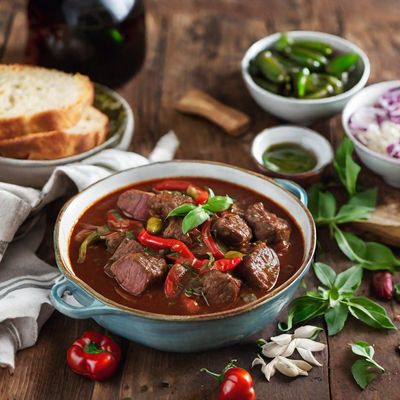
left=326, top=52, right=359, bottom=75
left=296, top=68, right=310, bottom=98
left=323, top=74, right=344, bottom=95
left=305, top=73, right=343, bottom=96
left=78, top=232, right=100, bottom=264
left=292, top=40, right=333, bottom=56
left=283, top=46, right=329, bottom=70
left=304, top=83, right=334, bottom=99
left=274, top=54, right=300, bottom=72
left=252, top=76, right=280, bottom=94
left=274, top=32, right=293, bottom=51
left=256, top=51, right=288, bottom=83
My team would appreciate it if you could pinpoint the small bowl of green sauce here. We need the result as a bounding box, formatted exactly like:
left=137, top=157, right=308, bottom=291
left=251, top=126, right=333, bottom=186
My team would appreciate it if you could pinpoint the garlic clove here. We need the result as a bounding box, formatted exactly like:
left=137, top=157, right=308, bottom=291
left=280, top=339, right=297, bottom=357
left=290, top=359, right=313, bottom=372
left=262, top=341, right=286, bottom=358
left=252, top=354, right=266, bottom=368
left=270, top=333, right=293, bottom=345
left=295, top=338, right=326, bottom=352
left=297, top=348, right=323, bottom=367
left=262, top=358, right=278, bottom=381
left=293, top=325, right=323, bottom=339
left=275, top=356, right=308, bottom=377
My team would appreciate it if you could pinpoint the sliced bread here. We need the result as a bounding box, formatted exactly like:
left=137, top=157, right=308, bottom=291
left=0, top=65, right=94, bottom=139
left=0, top=107, right=108, bottom=160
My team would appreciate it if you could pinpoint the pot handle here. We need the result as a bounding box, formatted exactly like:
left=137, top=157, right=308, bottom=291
left=275, top=178, right=308, bottom=206
left=50, top=278, right=116, bottom=319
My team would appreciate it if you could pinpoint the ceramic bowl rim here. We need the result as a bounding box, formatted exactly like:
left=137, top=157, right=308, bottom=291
left=251, top=125, right=334, bottom=178
left=241, top=30, right=371, bottom=105
left=0, top=83, right=134, bottom=168
left=342, top=79, right=400, bottom=165
left=54, top=160, right=316, bottom=322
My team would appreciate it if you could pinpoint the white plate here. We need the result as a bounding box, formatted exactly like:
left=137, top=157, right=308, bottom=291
left=0, top=84, right=134, bottom=187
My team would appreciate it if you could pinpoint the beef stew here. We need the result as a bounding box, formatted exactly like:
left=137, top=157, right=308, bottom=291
left=69, top=178, right=305, bottom=315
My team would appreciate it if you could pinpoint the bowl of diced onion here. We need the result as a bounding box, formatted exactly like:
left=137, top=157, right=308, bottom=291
left=342, top=80, right=400, bottom=187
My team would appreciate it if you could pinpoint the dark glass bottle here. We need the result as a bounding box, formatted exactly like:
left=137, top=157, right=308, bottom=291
left=26, top=0, right=146, bottom=87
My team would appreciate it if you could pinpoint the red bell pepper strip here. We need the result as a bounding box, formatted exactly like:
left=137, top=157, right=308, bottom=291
left=180, top=294, right=202, bottom=314
left=201, top=220, right=224, bottom=259
left=137, top=229, right=207, bottom=269
left=213, top=256, right=242, bottom=272
left=202, top=360, right=256, bottom=400
left=66, top=331, right=121, bottom=381
left=153, top=179, right=209, bottom=205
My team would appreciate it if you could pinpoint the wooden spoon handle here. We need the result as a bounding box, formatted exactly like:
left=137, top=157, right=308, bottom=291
left=176, top=90, right=250, bottom=137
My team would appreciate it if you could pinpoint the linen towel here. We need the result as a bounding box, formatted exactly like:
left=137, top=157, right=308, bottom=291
left=0, top=130, right=179, bottom=371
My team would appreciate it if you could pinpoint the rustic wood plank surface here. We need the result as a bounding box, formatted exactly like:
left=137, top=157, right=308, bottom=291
left=0, top=1, right=399, bottom=399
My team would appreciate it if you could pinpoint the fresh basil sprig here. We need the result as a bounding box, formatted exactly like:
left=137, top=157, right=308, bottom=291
left=350, top=341, right=385, bottom=390
left=279, top=262, right=396, bottom=335
left=167, top=194, right=234, bottom=234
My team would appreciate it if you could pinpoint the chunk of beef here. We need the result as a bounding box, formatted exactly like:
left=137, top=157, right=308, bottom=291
left=149, top=192, right=193, bottom=219
left=190, top=240, right=210, bottom=259
left=163, top=217, right=193, bottom=245
left=213, top=213, right=252, bottom=248
left=237, top=242, right=280, bottom=290
left=117, top=189, right=154, bottom=221
left=104, top=238, right=144, bottom=277
left=105, top=231, right=125, bottom=253
left=244, top=202, right=291, bottom=244
left=164, top=263, right=201, bottom=299
left=230, top=202, right=245, bottom=217
left=202, top=270, right=241, bottom=306
left=110, top=252, right=167, bottom=296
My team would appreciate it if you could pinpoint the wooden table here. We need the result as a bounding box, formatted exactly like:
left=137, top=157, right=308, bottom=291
left=1, top=1, right=399, bottom=399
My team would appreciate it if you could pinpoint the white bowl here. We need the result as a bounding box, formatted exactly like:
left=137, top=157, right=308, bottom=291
left=251, top=125, right=333, bottom=185
left=0, top=84, right=134, bottom=188
left=241, top=31, right=370, bottom=125
left=342, top=80, right=400, bottom=188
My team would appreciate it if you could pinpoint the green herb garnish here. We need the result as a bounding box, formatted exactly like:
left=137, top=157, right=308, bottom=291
left=278, top=262, right=395, bottom=335
left=167, top=195, right=234, bottom=234
left=350, top=341, right=385, bottom=390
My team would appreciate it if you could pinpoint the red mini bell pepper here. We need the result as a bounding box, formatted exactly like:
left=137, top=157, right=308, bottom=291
left=137, top=229, right=207, bottom=269
left=213, top=256, right=243, bottom=272
left=201, top=220, right=224, bottom=259
left=153, top=179, right=209, bottom=205
left=202, top=360, right=256, bottom=400
left=67, top=331, right=121, bottom=381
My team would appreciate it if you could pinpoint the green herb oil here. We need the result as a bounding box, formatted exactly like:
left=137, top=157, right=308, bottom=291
left=262, top=142, right=317, bottom=174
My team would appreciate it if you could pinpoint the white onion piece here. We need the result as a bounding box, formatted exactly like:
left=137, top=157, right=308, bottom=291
left=349, top=106, right=387, bottom=133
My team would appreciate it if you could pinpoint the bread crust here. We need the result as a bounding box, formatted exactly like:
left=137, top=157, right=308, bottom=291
left=0, top=65, right=94, bottom=139
left=0, top=107, right=108, bottom=160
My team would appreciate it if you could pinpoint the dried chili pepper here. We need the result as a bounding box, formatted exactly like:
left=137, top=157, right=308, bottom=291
left=201, top=220, right=224, bottom=259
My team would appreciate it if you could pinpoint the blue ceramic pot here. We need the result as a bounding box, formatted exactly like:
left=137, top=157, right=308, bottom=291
left=51, top=162, right=316, bottom=352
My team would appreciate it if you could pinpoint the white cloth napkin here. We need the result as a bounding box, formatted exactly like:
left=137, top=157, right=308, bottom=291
left=0, top=131, right=179, bottom=372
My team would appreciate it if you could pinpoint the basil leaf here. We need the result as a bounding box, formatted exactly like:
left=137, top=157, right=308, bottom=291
left=307, top=184, right=321, bottom=219
left=167, top=203, right=197, bottom=218
left=318, top=190, right=336, bottom=220
left=333, top=227, right=368, bottom=264
left=334, top=204, right=374, bottom=224
left=203, top=195, right=234, bottom=213
left=313, top=262, right=336, bottom=288
left=328, top=287, right=340, bottom=308
left=346, top=296, right=396, bottom=330
left=182, top=206, right=210, bottom=234
left=278, top=295, right=327, bottom=331
left=364, top=242, right=400, bottom=270
left=334, top=138, right=361, bottom=197
left=351, top=341, right=375, bottom=359
left=351, top=359, right=381, bottom=390
left=325, top=302, right=349, bottom=336
left=335, top=265, right=363, bottom=294
left=348, top=188, right=377, bottom=209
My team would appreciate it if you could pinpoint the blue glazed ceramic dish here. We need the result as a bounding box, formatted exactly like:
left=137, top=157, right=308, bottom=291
left=51, top=161, right=316, bottom=352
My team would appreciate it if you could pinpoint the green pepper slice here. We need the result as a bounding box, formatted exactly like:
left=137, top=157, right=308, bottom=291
left=326, top=52, right=359, bottom=75
left=292, top=40, right=333, bottom=56
left=256, top=51, right=288, bottom=83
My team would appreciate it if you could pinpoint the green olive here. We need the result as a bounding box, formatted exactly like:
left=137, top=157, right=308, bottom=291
left=146, top=217, right=163, bottom=234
